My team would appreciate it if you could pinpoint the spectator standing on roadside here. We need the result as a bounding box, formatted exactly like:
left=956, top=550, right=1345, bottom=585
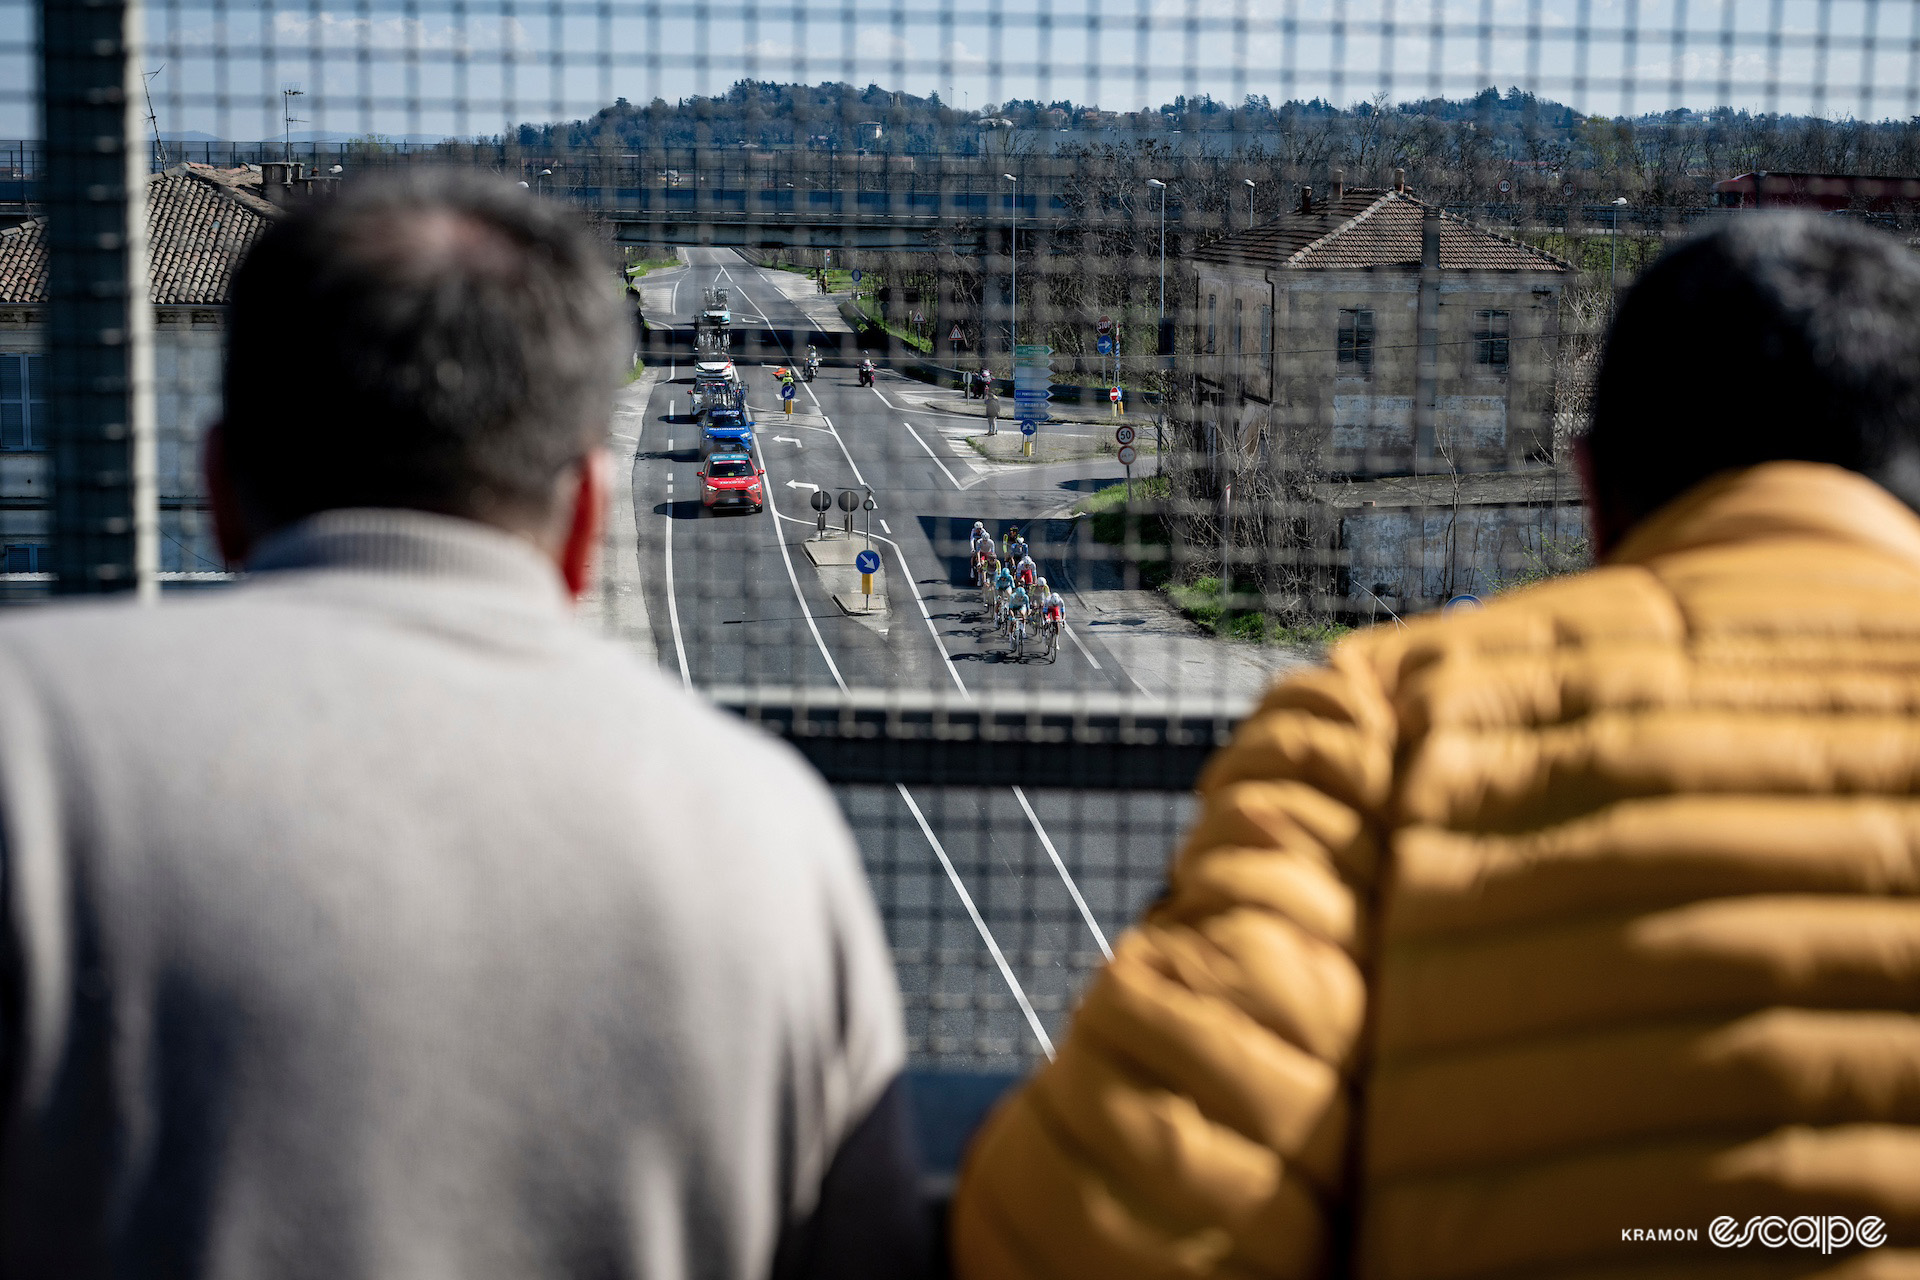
left=952, top=214, right=1920, bottom=1277
left=0, top=170, right=927, bottom=1280
left=984, top=375, right=1000, bottom=436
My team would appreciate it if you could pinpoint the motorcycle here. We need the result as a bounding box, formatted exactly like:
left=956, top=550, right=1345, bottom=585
left=857, top=363, right=875, bottom=388
left=804, top=357, right=818, bottom=382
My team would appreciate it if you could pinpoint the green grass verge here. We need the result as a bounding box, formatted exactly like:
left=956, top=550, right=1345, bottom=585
left=1164, top=576, right=1352, bottom=647
left=624, top=256, right=682, bottom=278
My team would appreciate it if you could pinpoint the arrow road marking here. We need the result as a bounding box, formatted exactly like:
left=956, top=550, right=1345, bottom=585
left=786, top=480, right=819, bottom=491
left=773, top=435, right=802, bottom=446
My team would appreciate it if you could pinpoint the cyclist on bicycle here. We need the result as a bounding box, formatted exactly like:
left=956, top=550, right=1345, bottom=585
left=1039, top=579, right=1065, bottom=626
left=970, top=522, right=994, bottom=584
left=1014, top=554, right=1039, bottom=589
left=1001, top=526, right=1023, bottom=562
left=991, top=560, right=1015, bottom=624
left=1006, top=582, right=1031, bottom=637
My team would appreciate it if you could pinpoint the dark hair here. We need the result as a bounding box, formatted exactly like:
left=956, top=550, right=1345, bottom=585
left=1587, top=213, right=1920, bottom=526
left=222, top=168, right=626, bottom=532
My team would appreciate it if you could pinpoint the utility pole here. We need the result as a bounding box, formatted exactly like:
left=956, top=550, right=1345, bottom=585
left=1244, top=177, right=1255, bottom=227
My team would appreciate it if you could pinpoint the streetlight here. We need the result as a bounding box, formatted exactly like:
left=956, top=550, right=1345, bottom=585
left=1610, top=196, right=1629, bottom=298
left=1244, top=178, right=1255, bottom=227
left=1147, top=179, right=1167, bottom=318
left=1003, top=173, right=1019, bottom=352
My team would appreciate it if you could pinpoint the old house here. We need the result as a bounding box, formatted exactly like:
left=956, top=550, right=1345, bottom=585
left=0, top=164, right=278, bottom=586
left=1182, top=175, right=1581, bottom=609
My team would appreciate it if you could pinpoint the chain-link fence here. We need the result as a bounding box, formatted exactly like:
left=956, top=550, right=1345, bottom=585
left=7, top=0, right=1917, bottom=1158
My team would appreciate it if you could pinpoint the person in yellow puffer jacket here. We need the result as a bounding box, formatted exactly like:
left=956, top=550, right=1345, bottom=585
left=951, top=214, right=1920, bottom=1279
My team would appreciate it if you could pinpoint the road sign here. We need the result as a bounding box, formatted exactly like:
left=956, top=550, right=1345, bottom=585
left=863, top=494, right=878, bottom=511
left=809, top=489, right=833, bottom=511
left=1444, top=594, right=1483, bottom=613
left=1115, top=425, right=1136, bottom=445
left=1021, top=422, right=1037, bottom=437
left=1096, top=335, right=1113, bottom=355
left=1498, top=179, right=1511, bottom=193
left=854, top=549, right=881, bottom=574
left=1097, top=315, right=1112, bottom=334
left=949, top=324, right=964, bottom=343
left=780, top=383, right=795, bottom=400
left=838, top=489, right=861, bottom=513
left=1109, top=386, right=1123, bottom=403
left=850, top=268, right=863, bottom=283
left=1117, top=444, right=1137, bottom=466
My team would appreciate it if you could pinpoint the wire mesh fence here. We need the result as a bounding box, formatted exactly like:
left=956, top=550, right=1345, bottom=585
left=6, top=0, right=1918, bottom=1121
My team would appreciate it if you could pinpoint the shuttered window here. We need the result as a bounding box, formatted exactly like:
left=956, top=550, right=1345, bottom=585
left=0, top=352, right=45, bottom=450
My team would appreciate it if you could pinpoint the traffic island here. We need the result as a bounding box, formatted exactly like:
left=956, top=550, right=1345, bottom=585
left=965, top=428, right=1161, bottom=465
left=802, top=537, right=891, bottom=633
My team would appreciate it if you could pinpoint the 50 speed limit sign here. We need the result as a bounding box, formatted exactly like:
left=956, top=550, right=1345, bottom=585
left=1115, top=425, right=1136, bottom=446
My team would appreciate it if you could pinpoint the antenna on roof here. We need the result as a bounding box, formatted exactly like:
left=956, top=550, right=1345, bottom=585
left=142, top=65, right=167, bottom=169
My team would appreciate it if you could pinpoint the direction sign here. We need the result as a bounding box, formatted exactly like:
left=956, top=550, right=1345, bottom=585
left=780, top=383, right=796, bottom=400
left=1115, top=425, right=1136, bottom=445
left=1021, top=422, right=1038, bottom=437
left=837, top=489, right=862, bottom=512
left=854, top=549, right=882, bottom=574
left=1096, top=335, right=1113, bottom=355
left=850, top=268, right=863, bottom=284
left=809, top=490, right=833, bottom=512
left=1117, top=444, right=1137, bottom=466
left=1097, top=315, right=1112, bottom=334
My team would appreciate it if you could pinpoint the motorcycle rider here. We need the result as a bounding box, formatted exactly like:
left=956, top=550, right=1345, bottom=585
left=858, top=358, right=876, bottom=387
left=804, top=345, right=819, bottom=382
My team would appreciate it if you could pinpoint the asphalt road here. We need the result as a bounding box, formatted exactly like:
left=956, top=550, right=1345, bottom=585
left=627, top=249, right=1193, bottom=1102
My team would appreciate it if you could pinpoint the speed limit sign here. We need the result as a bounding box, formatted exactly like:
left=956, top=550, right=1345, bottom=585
left=1115, top=425, right=1136, bottom=446
left=1117, top=445, right=1138, bottom=466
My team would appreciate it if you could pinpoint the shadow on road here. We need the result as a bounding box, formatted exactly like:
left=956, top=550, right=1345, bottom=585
left=652, top=499, right=708, bottom=521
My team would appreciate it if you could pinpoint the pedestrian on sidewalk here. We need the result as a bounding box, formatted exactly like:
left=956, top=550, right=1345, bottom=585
left=983, top=375, right=1000, bottom=436
left=0, top=169, right=928, bottom=1280
left=952, top=214, right=1920, bottom=1277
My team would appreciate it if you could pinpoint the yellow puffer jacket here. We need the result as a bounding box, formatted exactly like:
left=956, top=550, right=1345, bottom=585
left=951, top=462, right=1920, bottom=1279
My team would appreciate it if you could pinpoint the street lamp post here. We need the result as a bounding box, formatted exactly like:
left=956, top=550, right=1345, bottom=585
left=1147, top=178, right=1167, bottom=318
left=1610, top=196, right=1629, bottom=299
left=1244, top=178, right=1255, bottom=227
left=1003, top=173, right=1019, bottom=353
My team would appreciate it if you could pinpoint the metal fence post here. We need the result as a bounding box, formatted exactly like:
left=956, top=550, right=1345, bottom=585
left=40, top=0, right=157, bottom=598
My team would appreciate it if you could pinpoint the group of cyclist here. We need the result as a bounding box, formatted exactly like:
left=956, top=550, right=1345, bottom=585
left=970, top=522, right=1065, bottom=657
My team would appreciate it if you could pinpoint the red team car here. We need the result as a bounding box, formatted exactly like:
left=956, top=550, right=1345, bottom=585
left=697, top=452, right=766, bottom=514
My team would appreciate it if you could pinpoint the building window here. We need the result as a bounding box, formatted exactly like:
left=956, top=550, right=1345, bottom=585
left=1475, top=309, right=1511, bottom=373
left=2, top=544, right=43, bottom=573
left=1206, top=294, right=1217, bottom=354
left=1232, top=298, right=1244, bottom=354
left=1259, top=304, right=1273, bottom=357
left=1337, top=308, right=1374, bottom=374
left=0, top=352, right=45, bottom=451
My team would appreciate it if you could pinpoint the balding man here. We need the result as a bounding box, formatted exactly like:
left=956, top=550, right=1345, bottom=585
left=0, top=170, right=927, bottom=1280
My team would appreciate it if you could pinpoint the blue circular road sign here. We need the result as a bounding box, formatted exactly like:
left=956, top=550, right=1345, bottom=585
left=854, top=549, right=882, bottom=574
left=850, top=268, right=863, bottom=283
left=780, top=383, right=795, bottom=400
left=1020, top=422, right=1038, bottom=436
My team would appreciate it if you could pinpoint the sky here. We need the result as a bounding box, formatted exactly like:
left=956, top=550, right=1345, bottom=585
left=3, top=0, right=1917, bottom=142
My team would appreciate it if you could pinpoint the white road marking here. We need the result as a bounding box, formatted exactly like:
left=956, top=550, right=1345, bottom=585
left=756, top=449, right=849, bottom=694
left=660, top=460, right=692, bottom=690
left=897, top=783, right=1054, bottom=1061
left=902, top=420, right=963, bottom=490
left=1013, top=785, right=1112, bottom=960
left=1063, top=622, right=1103, bottom=670
left=880, top=519, right=892, bottom=535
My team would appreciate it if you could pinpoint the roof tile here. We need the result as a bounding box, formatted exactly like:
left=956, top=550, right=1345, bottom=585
left=0, top=164, right=277, bottom=306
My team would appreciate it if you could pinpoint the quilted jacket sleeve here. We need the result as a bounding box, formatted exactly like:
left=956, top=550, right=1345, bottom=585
left=949, top=644, right=1400, bottom=1280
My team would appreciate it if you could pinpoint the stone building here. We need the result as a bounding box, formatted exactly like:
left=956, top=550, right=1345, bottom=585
left=0, top=164, right=278, bottom=586
left=1180, top=176, right=1581, bottom=610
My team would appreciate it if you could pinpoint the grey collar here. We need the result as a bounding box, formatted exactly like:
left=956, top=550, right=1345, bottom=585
left=246, top=509, right=567, bottom=605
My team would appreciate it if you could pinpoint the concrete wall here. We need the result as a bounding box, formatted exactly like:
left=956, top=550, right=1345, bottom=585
left=1341, top=501, right=1587, bottom=606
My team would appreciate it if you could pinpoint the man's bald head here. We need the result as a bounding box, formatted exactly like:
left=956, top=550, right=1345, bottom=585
left=222, top=168, right=627, bottom=539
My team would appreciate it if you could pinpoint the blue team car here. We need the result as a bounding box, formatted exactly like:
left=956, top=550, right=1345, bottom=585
left=701, top=406, right=756, bottom=459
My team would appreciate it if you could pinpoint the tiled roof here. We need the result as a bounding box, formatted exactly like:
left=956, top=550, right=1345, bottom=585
left=1192, top=187, right=1571, bottom=274
left=0, top=164, right=278, bottom=306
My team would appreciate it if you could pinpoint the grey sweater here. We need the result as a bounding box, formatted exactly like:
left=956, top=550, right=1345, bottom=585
left=0, top=511, right=905, bottom=1280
